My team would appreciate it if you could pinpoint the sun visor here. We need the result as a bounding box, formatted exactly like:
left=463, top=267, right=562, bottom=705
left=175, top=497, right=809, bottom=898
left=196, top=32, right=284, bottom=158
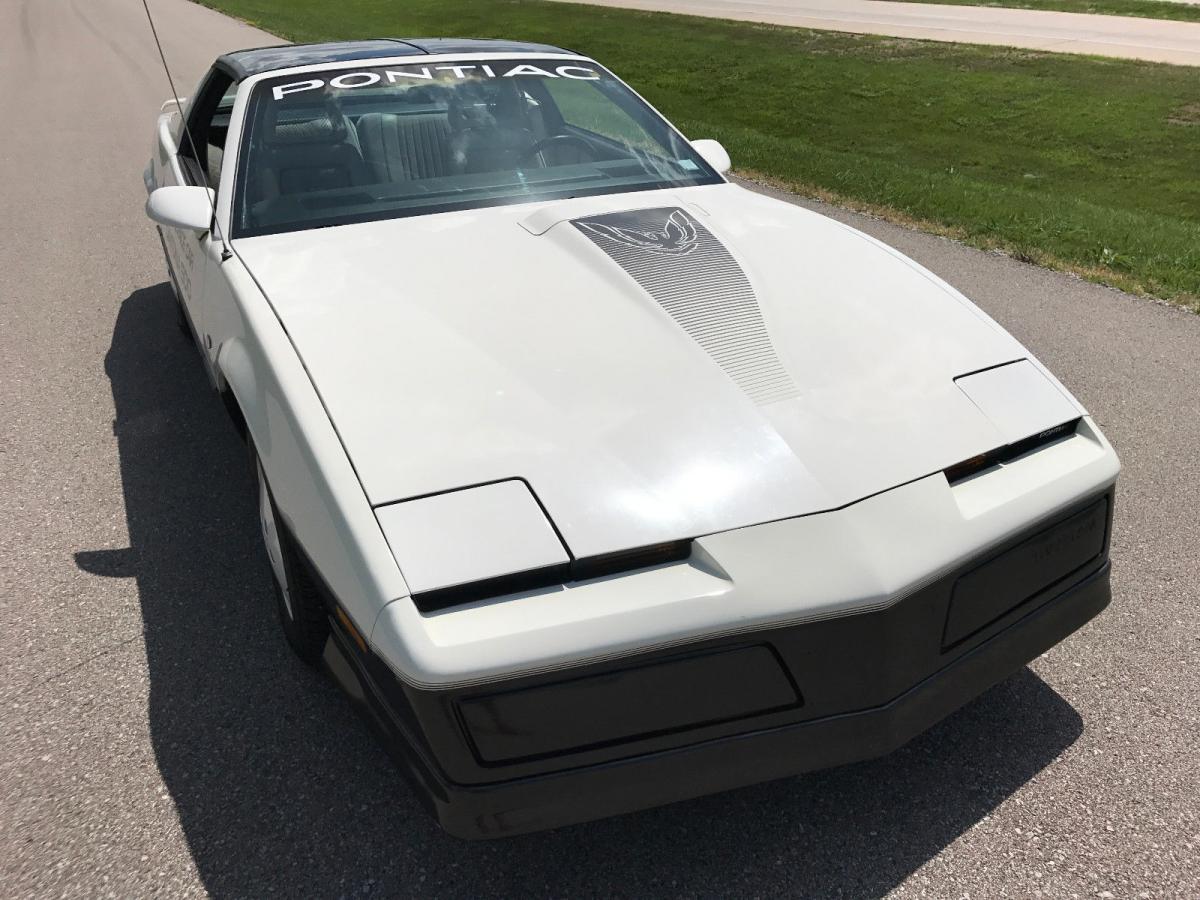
left=955, top=360, right=1081, bottom=445
left=375, top=480, right=570, bottom=596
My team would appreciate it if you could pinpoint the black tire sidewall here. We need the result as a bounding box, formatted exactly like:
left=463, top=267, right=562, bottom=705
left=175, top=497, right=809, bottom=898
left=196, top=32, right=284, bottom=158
left=250, top=442, right=330, bottom=664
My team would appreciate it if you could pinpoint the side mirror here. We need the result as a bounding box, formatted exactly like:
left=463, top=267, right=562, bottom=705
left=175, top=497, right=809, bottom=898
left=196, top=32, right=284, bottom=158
left=145, top=186, right=214, bottom=233
left=692, top=139, right=731, bottom=175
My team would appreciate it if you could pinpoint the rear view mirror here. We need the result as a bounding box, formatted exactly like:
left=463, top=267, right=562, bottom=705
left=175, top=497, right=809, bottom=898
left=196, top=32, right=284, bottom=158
left=145, top=186, right=214, bottom=233
left=692, top=139, right=731, bottom=174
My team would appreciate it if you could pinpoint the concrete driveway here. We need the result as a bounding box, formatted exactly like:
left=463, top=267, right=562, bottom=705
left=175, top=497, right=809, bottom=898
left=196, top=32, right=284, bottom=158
left=1, top=0, right=1198, bottom=896
left=550, top=0, right=1200, bottom=65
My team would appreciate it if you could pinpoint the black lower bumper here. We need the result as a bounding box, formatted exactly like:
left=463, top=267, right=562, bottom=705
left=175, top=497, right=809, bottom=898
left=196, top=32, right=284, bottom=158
left=324, top=492, right=1113, bottom=839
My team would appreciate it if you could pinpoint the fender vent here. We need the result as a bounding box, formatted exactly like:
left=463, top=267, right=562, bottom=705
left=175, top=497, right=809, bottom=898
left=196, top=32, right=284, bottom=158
left=574, top=207, right=799, bottom=405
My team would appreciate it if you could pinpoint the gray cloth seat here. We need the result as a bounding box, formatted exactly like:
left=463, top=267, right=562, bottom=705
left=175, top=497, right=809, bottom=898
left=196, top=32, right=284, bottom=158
left=356, top=112, right=452, bottom=183
left=252, top=104, right=369, bottom=201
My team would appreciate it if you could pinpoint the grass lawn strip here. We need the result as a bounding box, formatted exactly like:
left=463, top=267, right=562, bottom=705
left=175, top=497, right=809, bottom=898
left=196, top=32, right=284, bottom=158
left=195, top=0, right=1200, bottom=310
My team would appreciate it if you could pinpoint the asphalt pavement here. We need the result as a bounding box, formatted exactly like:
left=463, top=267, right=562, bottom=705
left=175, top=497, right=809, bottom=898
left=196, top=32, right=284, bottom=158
left=1, top=0, right=1198, bottom=897
left=550, top=0, right=1200, bottom=66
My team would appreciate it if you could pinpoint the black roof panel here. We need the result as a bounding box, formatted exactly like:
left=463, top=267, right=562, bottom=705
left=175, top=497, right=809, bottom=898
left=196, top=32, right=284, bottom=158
left=216, top=38, right=576, bottom=79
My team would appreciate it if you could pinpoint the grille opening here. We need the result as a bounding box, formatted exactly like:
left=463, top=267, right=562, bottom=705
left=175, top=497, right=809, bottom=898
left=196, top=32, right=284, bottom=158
left=945, top=418, right=1081, bottom=484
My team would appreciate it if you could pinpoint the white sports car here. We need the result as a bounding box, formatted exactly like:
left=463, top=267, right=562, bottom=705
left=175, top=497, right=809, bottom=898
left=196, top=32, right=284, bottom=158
left=145, top=38, right=1119, bottom=838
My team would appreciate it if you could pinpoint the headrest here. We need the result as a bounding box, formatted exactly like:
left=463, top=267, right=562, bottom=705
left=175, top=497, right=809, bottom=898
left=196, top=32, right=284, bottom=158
left=264, top=96, right=350, bottom=146
left=269, top=117, right=344, bottom=145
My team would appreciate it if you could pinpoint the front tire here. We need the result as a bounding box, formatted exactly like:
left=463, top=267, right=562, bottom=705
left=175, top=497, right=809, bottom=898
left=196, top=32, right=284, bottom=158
left=253, top=447, right=330, bottom=664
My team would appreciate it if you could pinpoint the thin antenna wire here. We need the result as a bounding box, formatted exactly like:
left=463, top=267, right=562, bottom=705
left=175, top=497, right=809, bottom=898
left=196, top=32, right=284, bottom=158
left=140, top=0, right=226, bottom=250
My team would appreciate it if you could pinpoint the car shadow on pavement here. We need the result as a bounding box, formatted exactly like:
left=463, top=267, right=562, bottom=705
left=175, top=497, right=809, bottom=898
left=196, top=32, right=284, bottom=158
left=102, top=283, right=1085, bottom=899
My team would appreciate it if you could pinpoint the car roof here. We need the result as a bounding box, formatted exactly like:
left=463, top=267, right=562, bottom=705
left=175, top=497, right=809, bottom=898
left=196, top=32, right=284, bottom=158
left=215, top=38, right=578, bottom=80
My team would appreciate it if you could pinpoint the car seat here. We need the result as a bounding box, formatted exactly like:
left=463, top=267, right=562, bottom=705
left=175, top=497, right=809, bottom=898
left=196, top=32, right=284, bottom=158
left=253, top=96, right=369, bottom=200
left=356, top=112, right=452, bottom=183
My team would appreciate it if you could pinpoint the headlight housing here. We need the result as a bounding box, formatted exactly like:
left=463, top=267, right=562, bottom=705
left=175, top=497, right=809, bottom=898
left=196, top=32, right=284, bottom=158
left=376, top=479, right=691, bottom=612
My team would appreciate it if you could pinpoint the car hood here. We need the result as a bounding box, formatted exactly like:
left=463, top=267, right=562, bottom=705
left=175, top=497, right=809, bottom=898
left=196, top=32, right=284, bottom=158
left=233, top=183, right=1079, bottom=558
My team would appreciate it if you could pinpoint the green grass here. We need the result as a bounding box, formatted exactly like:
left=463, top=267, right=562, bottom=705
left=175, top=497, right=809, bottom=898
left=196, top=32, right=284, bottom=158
left=197, top=0, right=1200, bottom=309
left=883, top=0, right=1200, bottom=24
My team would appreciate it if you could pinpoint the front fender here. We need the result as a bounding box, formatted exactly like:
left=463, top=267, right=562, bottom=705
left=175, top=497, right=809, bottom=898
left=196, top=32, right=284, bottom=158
left=214, top=259, right=409, bottom=634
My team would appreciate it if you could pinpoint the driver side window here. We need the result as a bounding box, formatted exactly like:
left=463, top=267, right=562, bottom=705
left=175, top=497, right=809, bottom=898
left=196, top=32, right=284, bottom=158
left=179, top=72, right=236, bottom=191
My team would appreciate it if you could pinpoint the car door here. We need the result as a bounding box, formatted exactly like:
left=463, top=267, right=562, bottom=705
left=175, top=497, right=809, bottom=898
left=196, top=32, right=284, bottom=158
left=151, top=68, right=235, bottom=367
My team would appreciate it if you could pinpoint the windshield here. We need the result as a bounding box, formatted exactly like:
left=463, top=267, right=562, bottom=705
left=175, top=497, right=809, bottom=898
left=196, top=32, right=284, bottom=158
left=232, top=59, right=723, bottom=237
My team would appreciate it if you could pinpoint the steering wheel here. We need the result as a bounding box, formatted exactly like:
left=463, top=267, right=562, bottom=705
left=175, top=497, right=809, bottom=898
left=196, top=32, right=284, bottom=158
left=520, top=134, right=598, bottom=164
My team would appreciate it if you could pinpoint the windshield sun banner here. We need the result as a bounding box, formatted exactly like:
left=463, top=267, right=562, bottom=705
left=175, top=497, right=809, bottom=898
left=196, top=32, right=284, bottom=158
left=271, top=62, right=603, bottom=100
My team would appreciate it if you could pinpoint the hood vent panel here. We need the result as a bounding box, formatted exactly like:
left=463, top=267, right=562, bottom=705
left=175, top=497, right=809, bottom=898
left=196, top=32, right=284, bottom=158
left=574, top=207, right=799, bottom=405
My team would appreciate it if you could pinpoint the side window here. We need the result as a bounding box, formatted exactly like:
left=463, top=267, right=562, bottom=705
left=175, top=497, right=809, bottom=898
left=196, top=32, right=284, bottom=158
left=543, top=78, right=659, bottom=153
left=179, top=71, right=237, bottom=191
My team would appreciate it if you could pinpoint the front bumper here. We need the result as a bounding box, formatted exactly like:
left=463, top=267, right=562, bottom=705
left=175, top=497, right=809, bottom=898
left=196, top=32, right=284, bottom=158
left=326, top=490, right=1113, bottom=839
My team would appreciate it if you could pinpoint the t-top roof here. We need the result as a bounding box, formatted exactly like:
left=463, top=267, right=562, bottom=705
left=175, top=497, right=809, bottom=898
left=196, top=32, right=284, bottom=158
left=216, top=38, right=577, bottom=79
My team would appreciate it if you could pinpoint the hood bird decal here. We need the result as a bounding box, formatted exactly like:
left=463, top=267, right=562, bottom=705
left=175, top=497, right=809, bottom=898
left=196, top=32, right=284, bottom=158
left=577, top=208, right=699, bottom=257
left=572, top=207, right=800, bottom=405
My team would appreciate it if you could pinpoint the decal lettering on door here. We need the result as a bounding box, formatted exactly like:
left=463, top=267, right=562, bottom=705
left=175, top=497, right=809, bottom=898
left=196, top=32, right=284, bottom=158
left=162, top=226, right=195, bottom=300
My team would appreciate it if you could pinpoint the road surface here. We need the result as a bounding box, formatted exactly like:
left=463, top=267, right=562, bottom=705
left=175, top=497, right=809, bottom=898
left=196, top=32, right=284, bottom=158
left=550, top=0, right=1200, bottom=65
left=1, top=0, right=1198, bottom=896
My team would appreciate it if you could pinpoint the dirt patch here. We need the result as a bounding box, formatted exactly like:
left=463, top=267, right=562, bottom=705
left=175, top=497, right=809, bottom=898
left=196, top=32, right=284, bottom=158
left=1167, top=102, right=1200, bottom=126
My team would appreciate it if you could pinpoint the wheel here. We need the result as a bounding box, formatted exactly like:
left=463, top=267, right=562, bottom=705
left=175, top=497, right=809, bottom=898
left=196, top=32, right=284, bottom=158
left=252, top=445, right=330, bottom=664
